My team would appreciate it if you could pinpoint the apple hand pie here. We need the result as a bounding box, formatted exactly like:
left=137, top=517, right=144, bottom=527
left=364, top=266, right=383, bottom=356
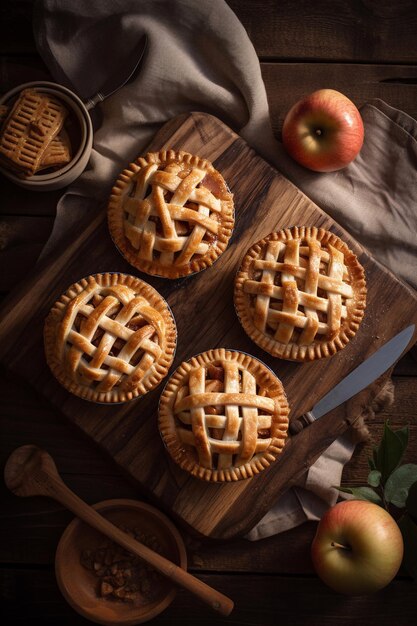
left=158, top=349, right=289, bottom=482
left=108, top=149, right=234, bottom=279
left=234, top=226, right=367, bottom=361
left=0, top=89, right=71, bottom=176
left=44, top=273, right=177, bottom=403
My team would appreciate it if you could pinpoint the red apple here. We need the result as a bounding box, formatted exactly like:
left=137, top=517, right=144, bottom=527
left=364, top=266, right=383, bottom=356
left=311, top=500, right=404, bottom=595
left=282, top=89, right=364, bottom=172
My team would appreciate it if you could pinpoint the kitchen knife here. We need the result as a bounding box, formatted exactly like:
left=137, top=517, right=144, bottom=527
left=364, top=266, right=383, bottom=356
left=290, top=324, right=415, bottom=435
left=84, top=34, right=148, bottom=111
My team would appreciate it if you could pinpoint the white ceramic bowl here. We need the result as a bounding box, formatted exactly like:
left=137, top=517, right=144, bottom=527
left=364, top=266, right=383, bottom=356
left=0, top=81, right=93, bottom=191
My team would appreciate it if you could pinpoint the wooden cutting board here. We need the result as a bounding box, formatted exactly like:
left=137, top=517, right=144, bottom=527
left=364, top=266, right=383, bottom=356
left=1, top=112, right=417, bottom=540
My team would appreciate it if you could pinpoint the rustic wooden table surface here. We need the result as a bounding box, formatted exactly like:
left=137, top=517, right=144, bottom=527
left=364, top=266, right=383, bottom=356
left=1, top=1, right=417, bottom=624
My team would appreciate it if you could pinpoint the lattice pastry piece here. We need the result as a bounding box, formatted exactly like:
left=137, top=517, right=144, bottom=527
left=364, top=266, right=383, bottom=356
left=0, top=88, right=68, bottom=175
left=108, top=149, right=234, bottom=279
left=234, top=227, right=367, bottom=361
left=158, top=349, right=289, bottom=482
left=0, top=104, right=71, bottom=171
left=38, top=127, right=72, bottom=171
left=44, top=273, right=177, bottom=403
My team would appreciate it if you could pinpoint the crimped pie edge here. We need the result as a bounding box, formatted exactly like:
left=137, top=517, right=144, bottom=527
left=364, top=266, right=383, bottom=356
left=234, top=226, right=367, bottom=362
left=158, top=348, right=290, bottom=482
left=44, top=272, right=177, bottom=403
left=107, top=149, right=235, bottom=279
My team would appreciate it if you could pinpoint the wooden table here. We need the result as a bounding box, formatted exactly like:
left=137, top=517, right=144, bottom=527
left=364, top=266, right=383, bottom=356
left=1, top=2, right=416, bottom=624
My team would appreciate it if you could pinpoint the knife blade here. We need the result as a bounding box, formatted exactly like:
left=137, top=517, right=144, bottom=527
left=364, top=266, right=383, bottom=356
left=84, top=34, right=148, bottom=111
left=290, top=324, right=415, bottom=434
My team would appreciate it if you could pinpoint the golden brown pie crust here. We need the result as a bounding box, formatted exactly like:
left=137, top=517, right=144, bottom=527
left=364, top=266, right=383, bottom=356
left=108, top=149, right=234, bottom=279
left=0, top=89, right=69, bottom=176
left=158, top=348, right=289, bottom=482
left=44, top=273, right=177, bottom=403
left=234, top=227, right=367, bottom=361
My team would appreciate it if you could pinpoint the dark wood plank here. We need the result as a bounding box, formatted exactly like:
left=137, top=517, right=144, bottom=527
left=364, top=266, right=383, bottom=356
left=262, top=63, right=417, bottom=134
left=0, top=1, right=36, bottom=55
left=1, top=113, right=417, bottom=542
left=2, top=58, right=417, bottom=141
left=2, top=370, right=416, bottom=566
left=0, top=177, right=61, bottom=216
left=1, top=2, right=416, bottom=624
left=0, top=216, right=54, bottom=291
left=0, top=57, right=50, bottom=90
left=3, top=0, right=417, bottom=65
left=0, top=568, right=415, bottom=626
left=228, top=0, right=417, bottom=63
left=394, top=352, right=417, bottom=376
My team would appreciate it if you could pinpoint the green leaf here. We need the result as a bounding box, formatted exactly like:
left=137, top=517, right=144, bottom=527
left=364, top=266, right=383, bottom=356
left=384, top=464, right=417, bottom=508
left=395, top=425, right=409, bottom=451
left=368, top=457, right=377, bottom=471
left=406, top=481, right=417, bottom=521
left=372, top=446, right=379, bottom=469
left=374, top=421, right=408, bottom=483
left=367, top=470, right=381, bottom=487
left=337, top=486, right=382, bottom=505
left=398, top=513, right=417, bottom=580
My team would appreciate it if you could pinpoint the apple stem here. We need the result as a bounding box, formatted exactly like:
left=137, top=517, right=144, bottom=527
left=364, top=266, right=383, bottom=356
left=331, top=541, right=351, bottom=551
left=315, top=128, right=322, bottom=136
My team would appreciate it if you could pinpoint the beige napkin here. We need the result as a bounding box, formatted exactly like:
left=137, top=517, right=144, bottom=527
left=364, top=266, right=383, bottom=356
left=246, top=434, right=355, bottom=540
left=246, top=379, right=395, bottom=539
left=33, top=0, right=417, bottom=539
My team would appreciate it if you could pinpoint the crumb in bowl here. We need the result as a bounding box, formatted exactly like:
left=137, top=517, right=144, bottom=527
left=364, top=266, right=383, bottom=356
left=80, top=525, right=165, bottom=606
left=55, top=499, right=188, bottom=624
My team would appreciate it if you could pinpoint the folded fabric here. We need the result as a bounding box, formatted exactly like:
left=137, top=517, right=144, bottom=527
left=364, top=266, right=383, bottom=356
left=246, top=377, right=395, bottom=540
left=276, top=99, right=417, bottom=291
left=246, top=434, right=355, bottom=540
left=33, top=0, right=416, bottom=538
left=35, top=0, right=417, bottom=290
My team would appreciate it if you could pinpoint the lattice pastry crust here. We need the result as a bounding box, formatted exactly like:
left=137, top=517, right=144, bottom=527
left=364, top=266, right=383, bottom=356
left=234, top=227, right=367, bottom=361
left=108, top=150, right=234, bottom=279
left=44, top=273, right=177, bottom=403
left=158, top=349, right=289, bottom=482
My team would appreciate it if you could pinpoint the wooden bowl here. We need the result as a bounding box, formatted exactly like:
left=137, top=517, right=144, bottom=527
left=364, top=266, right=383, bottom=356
left=55, top=499, right=187, bottom=625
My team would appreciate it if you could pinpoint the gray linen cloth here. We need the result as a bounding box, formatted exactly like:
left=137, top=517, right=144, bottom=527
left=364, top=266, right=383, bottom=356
left=33, top=0, right=417, bottom=539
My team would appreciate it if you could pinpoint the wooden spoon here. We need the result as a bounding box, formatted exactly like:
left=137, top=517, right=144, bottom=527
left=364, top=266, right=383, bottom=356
left=4, top=445, right=234, bottom=616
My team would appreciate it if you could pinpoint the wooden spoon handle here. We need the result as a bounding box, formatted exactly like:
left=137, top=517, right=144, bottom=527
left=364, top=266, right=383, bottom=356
left=45, top=470, right=234, bottom=616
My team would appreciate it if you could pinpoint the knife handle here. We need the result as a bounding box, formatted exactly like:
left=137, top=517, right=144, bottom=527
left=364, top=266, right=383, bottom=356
left=289, top=411, right=316, bottom=435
